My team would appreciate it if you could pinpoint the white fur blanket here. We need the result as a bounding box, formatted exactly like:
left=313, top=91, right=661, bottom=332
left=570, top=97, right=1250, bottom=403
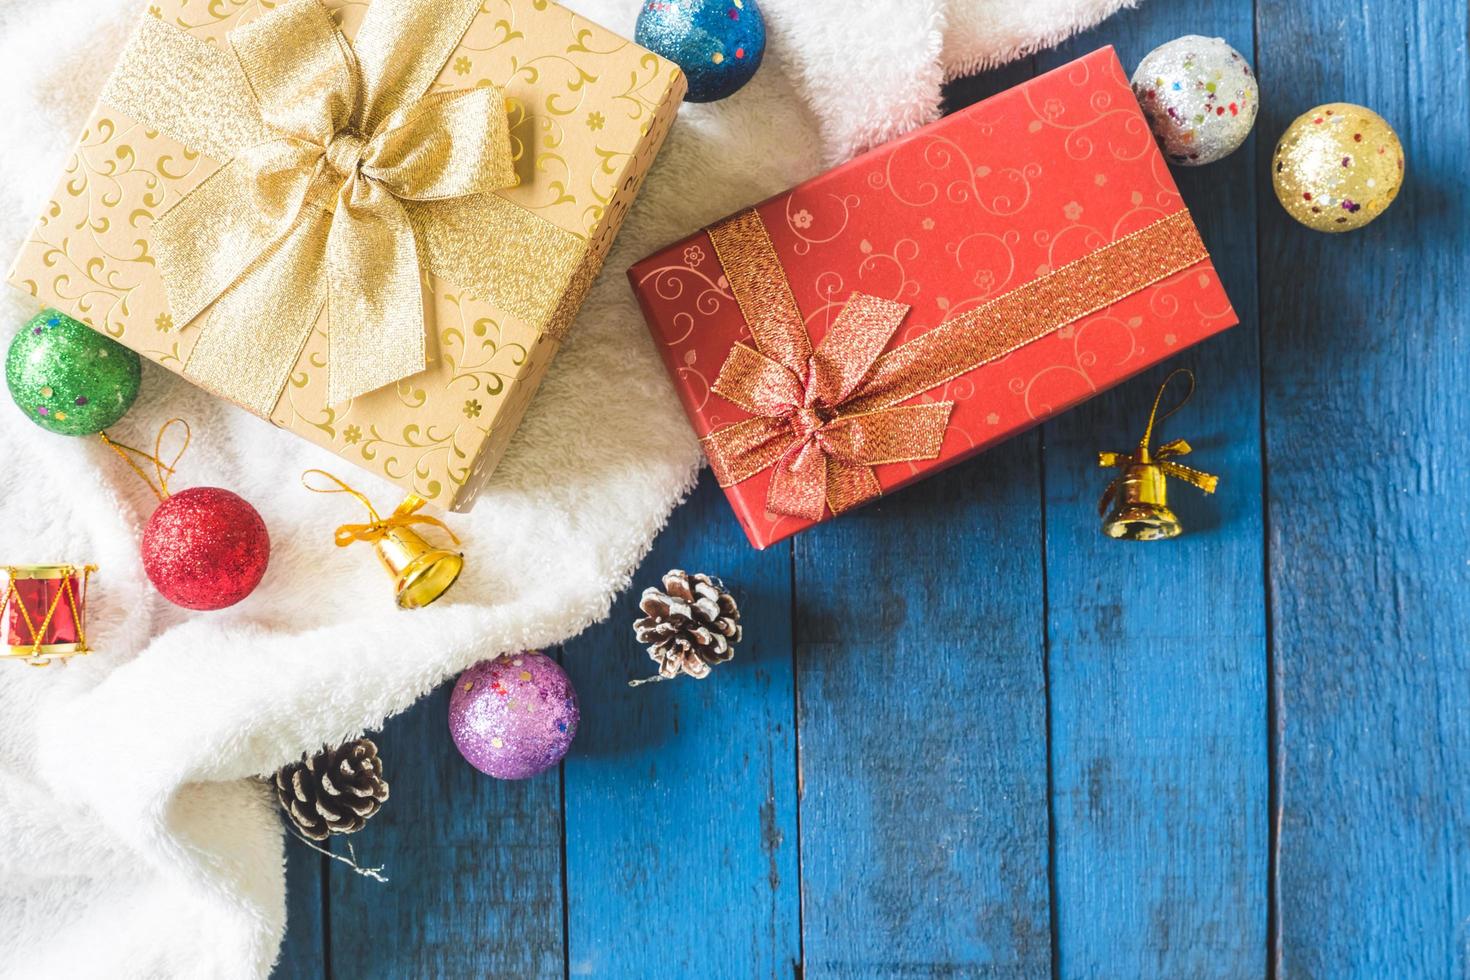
left=0, top=0, right=1133, bottom=975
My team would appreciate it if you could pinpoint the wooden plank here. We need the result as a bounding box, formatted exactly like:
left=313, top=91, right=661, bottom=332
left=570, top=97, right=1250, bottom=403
left=1257, top=0, right=1470, bottom=975
left=327, top=685, right=566, bottom=978
left=1032, top=4, right=1271, bottom=976
left=275, top=843, right=326, bottom=979
left=560, top=473, right=800, bottom=978
left=795, top=435, right=1052, bottom=976
left=794, top=65, right=1052, bottom=979
left=792, top=279, right=1053, bottom=978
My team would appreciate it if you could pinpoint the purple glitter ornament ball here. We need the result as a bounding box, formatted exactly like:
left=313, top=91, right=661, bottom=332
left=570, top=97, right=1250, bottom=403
left=449, top=652, right=579, bottom=779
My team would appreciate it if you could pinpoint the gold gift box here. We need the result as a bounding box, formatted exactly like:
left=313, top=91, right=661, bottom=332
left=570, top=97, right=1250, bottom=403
left=7, top=0, right=685, bottom=510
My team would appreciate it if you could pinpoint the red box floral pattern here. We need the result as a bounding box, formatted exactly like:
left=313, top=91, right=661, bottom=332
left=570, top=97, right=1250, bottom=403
left=630, top=47, right=1237, bottom=549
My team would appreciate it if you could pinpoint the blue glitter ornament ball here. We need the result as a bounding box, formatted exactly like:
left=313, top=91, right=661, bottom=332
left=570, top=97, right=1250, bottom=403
left=636, top=0, right=765, bottom=103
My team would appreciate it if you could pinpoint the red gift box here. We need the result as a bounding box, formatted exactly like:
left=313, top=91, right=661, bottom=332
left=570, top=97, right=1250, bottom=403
left=630, top=47, right=1237, bottom=550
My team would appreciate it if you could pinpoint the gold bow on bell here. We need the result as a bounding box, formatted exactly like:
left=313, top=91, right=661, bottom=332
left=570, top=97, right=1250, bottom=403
left=147, top=0, right=522, bottom=412
left=1098, top=369, right=1219, bottom=537
left=303, top=469, right=464, bottom=608
left=303, top=470, right=462, bottom=548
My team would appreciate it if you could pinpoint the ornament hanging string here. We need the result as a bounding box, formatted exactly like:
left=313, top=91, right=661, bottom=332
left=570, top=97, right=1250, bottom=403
left=1138, top=368, right=1195, bottom=457
left=301, top=470, right=461, bottom=549
left=99, top=419, right=192, bottom=502
left=286, top=828, right=388, bottom=883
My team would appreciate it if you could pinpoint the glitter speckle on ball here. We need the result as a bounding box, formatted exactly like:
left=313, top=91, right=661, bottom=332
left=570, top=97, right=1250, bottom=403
left=635, top=0, right=765, bottom=103
left=1131, top=35, right=1258, bottom=166
left=6, top=309, right=141, bottom=436
left=449, top=652, right=579, bottom=780
left=142, top=486, right=271, bottom=610
left=1272, top=103, right=1405, bottom=233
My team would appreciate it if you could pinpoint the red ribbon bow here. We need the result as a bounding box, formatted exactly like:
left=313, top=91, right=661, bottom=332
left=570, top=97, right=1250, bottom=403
left=702, top=292, right=953, bottom=521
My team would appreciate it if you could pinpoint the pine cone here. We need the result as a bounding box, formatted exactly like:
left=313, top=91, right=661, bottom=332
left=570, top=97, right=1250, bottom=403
left=273, top=738, right=389, bottom=841
left=632, top=569, right=742, bottom=680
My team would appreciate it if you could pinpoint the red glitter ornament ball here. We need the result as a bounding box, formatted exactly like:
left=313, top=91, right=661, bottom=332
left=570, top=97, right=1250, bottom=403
left=142, top=487, right=270, bottom=610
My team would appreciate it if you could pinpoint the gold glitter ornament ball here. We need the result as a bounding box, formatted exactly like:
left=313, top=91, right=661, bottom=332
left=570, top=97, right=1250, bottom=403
left=1272, top=103, right=1404, bottom=232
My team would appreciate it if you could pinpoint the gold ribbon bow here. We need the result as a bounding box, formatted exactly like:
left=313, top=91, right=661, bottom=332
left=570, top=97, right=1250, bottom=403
left=1098, top=368, right=1219, bottom=517
left=105, top=0, right=585, bottom=416
left=303, top=470, right=461, bottom=548
left=700, top=207, right=1212, bottom=521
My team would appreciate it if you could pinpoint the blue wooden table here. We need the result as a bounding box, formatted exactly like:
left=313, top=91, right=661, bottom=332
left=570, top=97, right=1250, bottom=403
left=276, top=0, right=1470, bottom=975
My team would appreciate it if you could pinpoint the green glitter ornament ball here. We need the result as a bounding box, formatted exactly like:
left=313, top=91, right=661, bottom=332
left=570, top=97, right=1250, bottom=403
left=7, top=309, right=142, bottom=436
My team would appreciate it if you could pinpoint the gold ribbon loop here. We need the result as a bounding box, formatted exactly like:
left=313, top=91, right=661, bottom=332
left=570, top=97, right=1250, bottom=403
left=302, top=469, right=461, bottom=548
left=808, top=294, right=910, bottom=406
left=231, top=0, right=356, bottom=140
left=349, top=0, right=485, bottom=132
left=819, top=402, right=953, bottom=466
left=366, top=87, right=519, bottom=200
left=701, top=207, right=1211, bottom=521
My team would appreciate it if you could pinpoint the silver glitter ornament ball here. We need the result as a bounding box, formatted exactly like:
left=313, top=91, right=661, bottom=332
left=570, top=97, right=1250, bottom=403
left=1131, top=35, right=1258, bottom=166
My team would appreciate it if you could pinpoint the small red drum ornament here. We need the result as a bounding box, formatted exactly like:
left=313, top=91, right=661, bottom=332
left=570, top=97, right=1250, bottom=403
left=3, top=564, right=97, bottom=666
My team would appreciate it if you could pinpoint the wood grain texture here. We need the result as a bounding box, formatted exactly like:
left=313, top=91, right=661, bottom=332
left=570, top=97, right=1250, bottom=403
left=560, top=473, right=800, bottom=979
left=274, top=842, right=326, bottom=979
left=794, top=430, right=1053, bottom=978
left=1035, top=4, right=1270, bottom=976
left=1257, top=0, right=1470, bottom=976
left=327, top=685, right=566, bottom=978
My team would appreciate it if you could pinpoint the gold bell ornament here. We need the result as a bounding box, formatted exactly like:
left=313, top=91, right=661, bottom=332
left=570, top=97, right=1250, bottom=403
left=1098, top=369, right=1219, bottom=541
left=303, top=470, right=464, bottom=608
